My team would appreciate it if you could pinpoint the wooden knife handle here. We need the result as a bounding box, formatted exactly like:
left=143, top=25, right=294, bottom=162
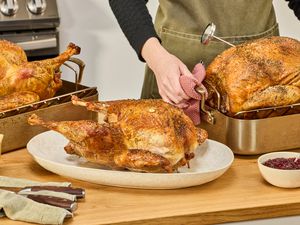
left=26, top=195, right=78, bottom=212
left=27, top=186, right=85, bottom=199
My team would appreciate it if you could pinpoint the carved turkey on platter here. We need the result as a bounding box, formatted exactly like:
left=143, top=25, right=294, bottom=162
left=0, top=40, right=80, bottom=111
left=28, top=97, right=208, bottom=173
left=205, top=36, right=300, bottom=116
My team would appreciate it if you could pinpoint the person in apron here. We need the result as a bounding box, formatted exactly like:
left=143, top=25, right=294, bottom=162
left=109, top=0, right=299, bottom=106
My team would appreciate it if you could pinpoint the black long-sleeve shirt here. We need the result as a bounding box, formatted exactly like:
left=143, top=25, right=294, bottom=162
left=109, top=0, right=157, bottom=61
left=287, top=0, right=300, bottom=20
left=109, top=0, right=300, bottom=61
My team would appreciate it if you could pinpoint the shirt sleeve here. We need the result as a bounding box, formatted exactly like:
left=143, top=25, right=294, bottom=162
left=286, top=0, right=300, bottom=20
left=109, top=0, right=161, bottom=62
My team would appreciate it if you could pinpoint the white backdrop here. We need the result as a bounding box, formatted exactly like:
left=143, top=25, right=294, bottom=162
left=57, top=0, right=300, bottom=101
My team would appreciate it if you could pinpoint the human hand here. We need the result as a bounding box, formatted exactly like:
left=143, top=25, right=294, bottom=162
left=141, top=38, right=193, bottom=107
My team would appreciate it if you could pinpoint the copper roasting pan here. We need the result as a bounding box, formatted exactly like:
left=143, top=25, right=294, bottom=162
left=196, top=86, right=300, bottom=155
left=0, top=58, right=98, bottom=154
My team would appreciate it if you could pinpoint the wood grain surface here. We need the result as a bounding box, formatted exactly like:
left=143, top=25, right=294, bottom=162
left=1, top=148, right=300, bottom=225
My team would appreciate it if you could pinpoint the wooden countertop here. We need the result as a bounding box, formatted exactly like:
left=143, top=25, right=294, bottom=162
left=1, top=148, right=300, bottom=225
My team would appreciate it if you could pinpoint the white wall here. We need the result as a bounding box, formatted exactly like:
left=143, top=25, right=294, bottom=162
left=57, top=0, right=300, bottom=101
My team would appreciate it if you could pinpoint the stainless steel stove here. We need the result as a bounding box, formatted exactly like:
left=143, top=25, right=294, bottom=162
left=0, top=0, right=60, bottom=60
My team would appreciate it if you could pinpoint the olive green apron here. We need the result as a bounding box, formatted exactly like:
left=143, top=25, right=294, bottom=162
left=141, top=0, right=279, bottom=99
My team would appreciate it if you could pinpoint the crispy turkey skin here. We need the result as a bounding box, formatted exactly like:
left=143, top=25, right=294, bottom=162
left=205, top=36, right=300, bottom=115
left=0, top=40, right=80, bottom=111
left=28, top=97, right=208, bottom=173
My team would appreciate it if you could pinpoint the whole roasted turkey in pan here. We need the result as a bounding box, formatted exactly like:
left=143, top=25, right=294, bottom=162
left=205, top=36, right=300, bottom=116
left=0, top=40, right=81, bottom=111
left=28, top=96, right=208, bottom=173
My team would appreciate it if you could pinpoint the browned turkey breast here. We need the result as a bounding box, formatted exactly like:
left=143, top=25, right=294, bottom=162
left=205, top=36, right=300, bottom=115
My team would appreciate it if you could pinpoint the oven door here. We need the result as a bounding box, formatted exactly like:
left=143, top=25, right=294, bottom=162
left=0, top=29, right=59, bottom=60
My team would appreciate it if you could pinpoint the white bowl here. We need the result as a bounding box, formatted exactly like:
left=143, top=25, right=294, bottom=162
left=258, top=152, right=300, bottom=188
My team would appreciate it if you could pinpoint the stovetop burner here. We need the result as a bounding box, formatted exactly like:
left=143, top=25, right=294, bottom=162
left=0, top=0, right=59, bottom=31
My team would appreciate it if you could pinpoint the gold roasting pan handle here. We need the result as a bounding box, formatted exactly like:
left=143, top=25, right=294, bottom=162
left=195, top=85, right=215, bottom=125
left=63, top=57, right=86, bottom=88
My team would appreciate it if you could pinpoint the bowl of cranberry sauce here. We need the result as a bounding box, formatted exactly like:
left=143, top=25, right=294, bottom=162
left=258, top=152, right=300, bottom=188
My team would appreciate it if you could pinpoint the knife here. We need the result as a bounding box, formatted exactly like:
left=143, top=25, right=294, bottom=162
left=0, top=187, right=78, bottom=212
left=22, top=194, right=78, bottom=212
left=23, top=186, right=85, bottom=199
left=1, top=186, right=86, bottom=199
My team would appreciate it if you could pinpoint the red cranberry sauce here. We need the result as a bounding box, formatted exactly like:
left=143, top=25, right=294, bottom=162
left=263, top=157, right=300, bottom=170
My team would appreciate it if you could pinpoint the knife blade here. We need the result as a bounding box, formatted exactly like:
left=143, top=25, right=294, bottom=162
left=1, top=186, right=85, bottom=199
left=23, top=186, right=85, bottom=199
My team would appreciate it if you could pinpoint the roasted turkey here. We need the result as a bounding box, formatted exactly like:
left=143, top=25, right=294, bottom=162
left=0, top=91, right=40, bottom=111
left=205, top=36, right=300, bottom=116
left=28, top=97, right=208, bottom=173
left=0, top=40, right=80, bottom=111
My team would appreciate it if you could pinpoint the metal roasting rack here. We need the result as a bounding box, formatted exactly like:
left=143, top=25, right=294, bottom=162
left=197, top=81, right=300, bottom=123
left=0, top=57, right=97, bottom=119
left=195, top=81, right=300, bottom=155
left=0, top=57, right=99, bottom=153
